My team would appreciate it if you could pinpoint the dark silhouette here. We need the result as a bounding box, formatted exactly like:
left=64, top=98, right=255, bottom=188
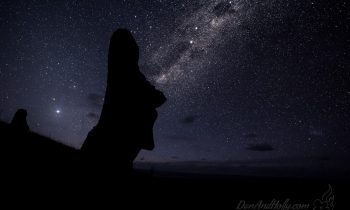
left=81, top=29, right=166, bottom=173
left=11, top=108, right=29, bottom=132
left=1, top=110, right=80, bottom=187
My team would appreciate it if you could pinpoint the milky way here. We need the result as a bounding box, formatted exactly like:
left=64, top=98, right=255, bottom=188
left=152, top=0, right=254, bottom=90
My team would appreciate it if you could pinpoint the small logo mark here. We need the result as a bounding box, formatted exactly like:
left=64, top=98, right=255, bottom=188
left=313, top=184, right=334, bottom=210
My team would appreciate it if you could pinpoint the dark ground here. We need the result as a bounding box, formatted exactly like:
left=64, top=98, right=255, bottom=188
left=1, top=120, right=348, bottom=209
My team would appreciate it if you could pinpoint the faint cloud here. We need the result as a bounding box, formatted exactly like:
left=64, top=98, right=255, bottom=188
left=180, top=115, right=198, bottom=124
left=246, top=143, right=274, bottom=152
left=313, top=156, right=330, bottom=161
left=87, top=93, right=104, bottom=108
left=87, top=112, right=99, bottom=119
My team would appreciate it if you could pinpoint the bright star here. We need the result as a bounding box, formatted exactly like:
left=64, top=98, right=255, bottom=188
left=56, top=109, right=60, bottom=114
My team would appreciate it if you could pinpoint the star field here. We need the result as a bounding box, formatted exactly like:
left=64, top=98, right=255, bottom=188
left=0, top=0, right=349, bottom=165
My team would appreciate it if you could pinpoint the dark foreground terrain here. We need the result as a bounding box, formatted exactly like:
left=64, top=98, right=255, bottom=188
left=1, top=121, right=348, bottom=209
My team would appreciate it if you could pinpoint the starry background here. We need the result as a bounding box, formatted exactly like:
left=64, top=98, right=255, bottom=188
left=0, top=0, right=349, bottom=167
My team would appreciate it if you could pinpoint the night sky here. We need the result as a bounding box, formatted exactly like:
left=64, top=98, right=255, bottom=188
left=0, top=0, right=349, bottom=165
